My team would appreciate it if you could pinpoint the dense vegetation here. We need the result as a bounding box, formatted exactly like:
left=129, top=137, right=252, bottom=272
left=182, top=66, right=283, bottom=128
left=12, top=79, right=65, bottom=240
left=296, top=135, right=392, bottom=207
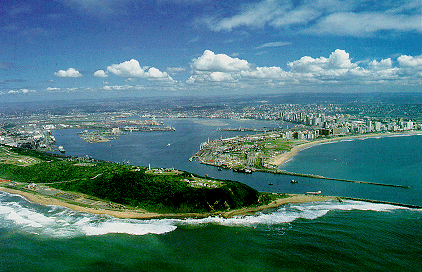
left=1, top=145, right=262, bottom=213
left=52, top=170, right=260, bottom=213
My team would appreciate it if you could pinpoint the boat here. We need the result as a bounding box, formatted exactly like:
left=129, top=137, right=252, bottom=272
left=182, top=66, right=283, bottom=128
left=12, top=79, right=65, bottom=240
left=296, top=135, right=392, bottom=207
left=268, top=183, right=273, bottom=185
left=58, top=146, right=65, bottom=153
left=306, top=191, right=321, bottom=195
left=291, top=179, right=297, bottom=183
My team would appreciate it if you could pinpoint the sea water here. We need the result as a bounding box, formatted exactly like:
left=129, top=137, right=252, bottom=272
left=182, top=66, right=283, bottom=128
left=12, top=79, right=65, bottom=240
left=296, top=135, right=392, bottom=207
left=1, top=118, right=421, bottom=271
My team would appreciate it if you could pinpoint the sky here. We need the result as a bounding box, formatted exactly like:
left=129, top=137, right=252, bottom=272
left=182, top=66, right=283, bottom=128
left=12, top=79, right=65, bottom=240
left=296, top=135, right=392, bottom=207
left=0, top=0, right=421, bottom=102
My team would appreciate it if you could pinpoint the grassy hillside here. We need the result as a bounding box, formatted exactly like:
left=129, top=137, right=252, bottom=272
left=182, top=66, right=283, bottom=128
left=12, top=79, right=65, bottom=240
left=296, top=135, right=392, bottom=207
left=0, top=145, right=264, bottom=213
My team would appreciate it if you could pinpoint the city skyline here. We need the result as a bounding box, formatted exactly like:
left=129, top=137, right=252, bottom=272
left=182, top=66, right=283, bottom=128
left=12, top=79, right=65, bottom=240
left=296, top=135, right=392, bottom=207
left=1, top=0, right=421, bottom=102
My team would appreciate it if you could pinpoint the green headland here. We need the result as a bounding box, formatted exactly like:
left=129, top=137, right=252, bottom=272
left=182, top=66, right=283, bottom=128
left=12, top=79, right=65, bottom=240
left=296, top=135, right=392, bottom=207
left=0, top=145, right=286, bottom=217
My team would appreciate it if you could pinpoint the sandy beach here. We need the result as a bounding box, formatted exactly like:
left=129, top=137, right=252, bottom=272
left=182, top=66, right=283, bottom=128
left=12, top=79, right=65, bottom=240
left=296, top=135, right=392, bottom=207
left=0, top=186, right=337, bottom=219
left=269, top=131, right=422, bottom=166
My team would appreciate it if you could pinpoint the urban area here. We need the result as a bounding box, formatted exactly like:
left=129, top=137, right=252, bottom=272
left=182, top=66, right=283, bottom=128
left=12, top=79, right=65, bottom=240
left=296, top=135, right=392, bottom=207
left=1, top=101, right=421, bottom=170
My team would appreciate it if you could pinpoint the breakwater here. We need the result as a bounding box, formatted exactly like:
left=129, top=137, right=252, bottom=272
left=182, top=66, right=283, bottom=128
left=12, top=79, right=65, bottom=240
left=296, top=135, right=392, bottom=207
left=194, top=158, right=410, bottom=189
left=341, top=197, right=422, bottom=209
left=260, top=169, right=410, bottom=189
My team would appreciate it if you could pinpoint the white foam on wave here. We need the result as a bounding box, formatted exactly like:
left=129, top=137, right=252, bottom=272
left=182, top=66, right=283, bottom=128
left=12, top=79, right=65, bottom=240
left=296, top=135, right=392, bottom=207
left=0, top=192, right=176, bottom=237
left=0, top=191, right=416, bottom=237
left=80, top=220, right=176, bottom=236
left=169, top=199, right=412, bottom=227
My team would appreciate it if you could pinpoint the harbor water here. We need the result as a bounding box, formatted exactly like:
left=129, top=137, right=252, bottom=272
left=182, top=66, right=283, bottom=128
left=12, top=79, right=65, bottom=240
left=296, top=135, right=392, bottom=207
left=1, top=118, right=421, bottom=271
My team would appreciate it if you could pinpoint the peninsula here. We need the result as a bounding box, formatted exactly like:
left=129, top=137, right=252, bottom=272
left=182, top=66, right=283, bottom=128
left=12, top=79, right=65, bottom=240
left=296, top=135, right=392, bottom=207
left=191, top=130, right=422, bottom=173
left=0, top=145, right=338, bottom=219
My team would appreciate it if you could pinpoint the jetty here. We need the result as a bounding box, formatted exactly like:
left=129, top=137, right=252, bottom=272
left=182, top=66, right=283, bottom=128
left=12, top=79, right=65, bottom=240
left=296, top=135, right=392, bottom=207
left=341, top=197, right=422, bottom=209
left=253, top=169, right=410, bottom=189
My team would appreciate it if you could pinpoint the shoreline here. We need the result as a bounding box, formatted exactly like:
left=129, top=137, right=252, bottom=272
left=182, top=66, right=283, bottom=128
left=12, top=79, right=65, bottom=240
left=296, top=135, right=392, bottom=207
left=0, top=186, right=338, bottom=219
left=269, top=131, right=422, bottom=166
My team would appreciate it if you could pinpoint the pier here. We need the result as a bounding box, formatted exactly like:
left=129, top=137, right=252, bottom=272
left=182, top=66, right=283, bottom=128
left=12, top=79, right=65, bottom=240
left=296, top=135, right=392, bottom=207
left=264, top=169, right=410, bottom=189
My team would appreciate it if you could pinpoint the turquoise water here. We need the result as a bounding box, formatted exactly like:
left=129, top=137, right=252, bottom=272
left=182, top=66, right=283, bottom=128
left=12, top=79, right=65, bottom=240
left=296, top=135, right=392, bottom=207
left=280, top=134, right=422, bottom=206
left=1, top=119, right=421, bottom=271
left=1, top=192, right=420, bottom=272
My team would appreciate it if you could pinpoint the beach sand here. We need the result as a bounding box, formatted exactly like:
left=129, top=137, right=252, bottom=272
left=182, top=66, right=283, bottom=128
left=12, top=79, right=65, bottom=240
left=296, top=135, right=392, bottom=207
left=0, top=186, right=337, bottom=219
left=2, top=131, right=419, bottom=219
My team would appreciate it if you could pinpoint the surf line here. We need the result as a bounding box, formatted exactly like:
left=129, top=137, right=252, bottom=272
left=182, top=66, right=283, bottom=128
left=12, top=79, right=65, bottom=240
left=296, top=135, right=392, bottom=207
left=261, top=170, right=410, bottom=189
left=341, top=197, right=422, bottom=209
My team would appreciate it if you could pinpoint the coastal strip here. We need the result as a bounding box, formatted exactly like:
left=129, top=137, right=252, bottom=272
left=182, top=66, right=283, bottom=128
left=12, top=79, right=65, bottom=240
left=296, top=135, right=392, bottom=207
left=0, top=186, right=336, bottom=219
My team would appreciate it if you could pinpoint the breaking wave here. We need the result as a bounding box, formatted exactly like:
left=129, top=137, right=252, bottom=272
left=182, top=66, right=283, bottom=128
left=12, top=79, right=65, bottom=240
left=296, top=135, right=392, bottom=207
left=0, top=192, right=176, bottom=237
left=0, top=192, right=413, bottom=237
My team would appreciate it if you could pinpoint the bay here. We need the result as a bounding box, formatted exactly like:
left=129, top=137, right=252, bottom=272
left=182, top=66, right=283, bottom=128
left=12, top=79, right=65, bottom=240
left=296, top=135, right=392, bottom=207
left=1, top=118, right=421, bottom=271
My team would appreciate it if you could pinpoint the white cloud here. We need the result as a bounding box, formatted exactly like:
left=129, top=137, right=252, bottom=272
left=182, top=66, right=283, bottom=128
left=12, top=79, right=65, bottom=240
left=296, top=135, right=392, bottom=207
left=103, top=85, right=145, bottom=91
left=187, top=72, right=236, bottom=84
left=93, top=70, right=108, bottom=78
left=46, top=87, right=61, bottom=91
left=107, top=59, right=145, bottom=77
left=288, top=49, right=355, bottom=74
left=241, top=66, right=289, bottom=79
left=204, top=0, right=284, bottom=31
left=167, top=67, right=186, bottom=73
left=191, top=50, right=251, bottom=72
left=202, top=1, right=420, bottom=37
left=106, top=59, right=174, bottom=81
left=209, top=72, right=235, bottom=82
left=145, top=67, right=167, bottom=78
left=305, top=12, right=421, bottom=37
left=368, top=58, right=393, bottom=70
left=187, top=49, right=422, bottom=88
left=7, top=88, right=35, bottom=94
left=54, top=68, right=82, bottom=78
left=397, top=55, right=422, bottom=68
left=256, top=42, right=292, bottom=49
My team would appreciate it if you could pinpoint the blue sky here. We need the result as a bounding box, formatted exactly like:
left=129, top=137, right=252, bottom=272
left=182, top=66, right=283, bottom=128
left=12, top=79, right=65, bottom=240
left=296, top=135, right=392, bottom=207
left=1, top=0, right=421, bottom=101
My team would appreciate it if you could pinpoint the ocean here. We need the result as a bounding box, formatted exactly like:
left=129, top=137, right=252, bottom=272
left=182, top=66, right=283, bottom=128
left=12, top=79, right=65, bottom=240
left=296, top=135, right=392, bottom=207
left=1, top=118, right=421, bottom=271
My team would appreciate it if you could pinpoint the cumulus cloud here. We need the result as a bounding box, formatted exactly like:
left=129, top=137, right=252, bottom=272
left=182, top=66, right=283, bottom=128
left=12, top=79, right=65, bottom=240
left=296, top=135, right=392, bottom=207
left=187, top=49, right=422, bottom=87
left=397, top=55, right=422, bottom=68
left=54, top=68, right=82, bottom=78
left=368, top=58, right=393, bottom=70
left=288, top=49, right=355, bottom=74
left=241, top=66, right=289, bottom=79
left=93, top=70, right=108, bottom=78
left=191, top=50, right=251, bottom=72
left=202, top=0, right=420, bottom=37
left=106, top=59, right=174, bottom=81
